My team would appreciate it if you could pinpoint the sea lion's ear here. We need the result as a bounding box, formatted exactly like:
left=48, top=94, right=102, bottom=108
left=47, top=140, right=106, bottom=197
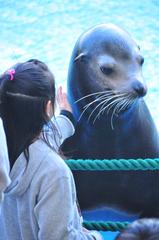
left=74, top=53, right=88, bottom=63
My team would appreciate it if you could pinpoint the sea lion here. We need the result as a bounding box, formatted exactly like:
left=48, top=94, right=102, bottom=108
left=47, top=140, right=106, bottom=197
left=62, top=24, right=159, bottom=217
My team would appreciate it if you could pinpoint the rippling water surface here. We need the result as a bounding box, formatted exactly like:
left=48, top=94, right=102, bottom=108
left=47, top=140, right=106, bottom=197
left=0, top=0, right=159, bottom=127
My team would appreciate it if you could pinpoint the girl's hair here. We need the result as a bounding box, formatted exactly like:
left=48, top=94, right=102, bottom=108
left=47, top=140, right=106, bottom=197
left=115, top=218, right=159, bottom=240
left=0, top=59, right=57, bottom=168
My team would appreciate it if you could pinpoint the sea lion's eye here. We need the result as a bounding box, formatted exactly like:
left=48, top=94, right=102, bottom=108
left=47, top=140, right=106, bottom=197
left=100, top=66, right=113, bottom=75
left=140, top=57, right=144, bottom=65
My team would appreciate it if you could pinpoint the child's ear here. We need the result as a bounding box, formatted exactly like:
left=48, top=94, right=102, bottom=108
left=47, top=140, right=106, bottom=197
left=46, top=100, right=53, bottom=118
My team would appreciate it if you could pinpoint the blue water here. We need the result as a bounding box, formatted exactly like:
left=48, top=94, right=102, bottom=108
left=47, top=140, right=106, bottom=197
left=83, top=208, right=139, bottom=239
left=0, top=0, right=159, bottom=239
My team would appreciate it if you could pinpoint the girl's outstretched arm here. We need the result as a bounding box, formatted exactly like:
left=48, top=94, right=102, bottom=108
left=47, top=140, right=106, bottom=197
left=50, top=86, right=76, bottom=146
left=56, top=86, right=72, bottom=113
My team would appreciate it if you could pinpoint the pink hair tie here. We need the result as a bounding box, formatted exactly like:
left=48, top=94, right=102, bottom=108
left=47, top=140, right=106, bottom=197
left=7, top=69, right=15, bottom=81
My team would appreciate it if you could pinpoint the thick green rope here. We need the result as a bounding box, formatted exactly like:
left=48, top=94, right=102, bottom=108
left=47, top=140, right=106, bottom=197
left=83, top=221, right=129, bottom=232
left=67, top=159, right=158, bottom=233
left=66, top=159, right=159, bottom=171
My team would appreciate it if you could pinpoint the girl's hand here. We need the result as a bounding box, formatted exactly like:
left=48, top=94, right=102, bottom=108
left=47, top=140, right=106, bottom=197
left=56, top=86, right=72, bottom=113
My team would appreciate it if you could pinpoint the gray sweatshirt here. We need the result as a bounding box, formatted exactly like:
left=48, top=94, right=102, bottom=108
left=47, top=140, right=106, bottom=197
left=0, top=118, right=11, bottom=200
left=0, top=115, right=102, bottom=240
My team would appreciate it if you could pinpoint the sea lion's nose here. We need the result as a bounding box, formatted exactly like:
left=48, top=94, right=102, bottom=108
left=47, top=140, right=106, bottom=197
left=132, top=81, right=147, bottom=97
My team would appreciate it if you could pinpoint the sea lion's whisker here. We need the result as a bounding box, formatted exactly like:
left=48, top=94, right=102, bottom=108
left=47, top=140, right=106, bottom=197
left=79, top=93, right=116, bottom=121
left=78, top=95, right=108, bottom=121
left=107, top=96, right=127, bottom=114
left=101, top=96, right=124, bottom=114
left=110, top=98, right=129, bottom=129
left=83, top=93, right=117, bottom=114
left=75, top=91, right=113, bottom=103
left=88, top=98, right=111, bottom=122
left=94, top=98, right=114, bottom=119
left=87, top=93, right=123, bottom=119
left=104, top=96, right=126, bottom=114
left=83, top=94, right=109, bottom=109
left=79, top=92, right=129, bottom=122
left=97, top=95, right=125, bottom=116
left=126, top=98, right=136, bottom=109
left=100, top=93, right=127, bottom=110
left=116, top=98, right=129, bottom=113
left=93, top=96, right=125, bottom=124
left=99, top=96, right=127, bottom=126
left=117, top=96, right=133, bottom=113
left=116, top=99, right=128, bottom=113
left=123, top=98, right=133, bottom=110
left=110, top=104, right=119, bottom=130
left=92, top=94, right=127, bottom=123
left=113, top=94, right=132, bottom=112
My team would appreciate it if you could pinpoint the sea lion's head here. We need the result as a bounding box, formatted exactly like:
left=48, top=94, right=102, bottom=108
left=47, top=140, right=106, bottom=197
left=68, top=24, right=147, bottom=122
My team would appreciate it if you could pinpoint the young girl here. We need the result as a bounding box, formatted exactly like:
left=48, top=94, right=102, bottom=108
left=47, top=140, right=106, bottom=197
left=0, top=59, right=102, bottom=240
